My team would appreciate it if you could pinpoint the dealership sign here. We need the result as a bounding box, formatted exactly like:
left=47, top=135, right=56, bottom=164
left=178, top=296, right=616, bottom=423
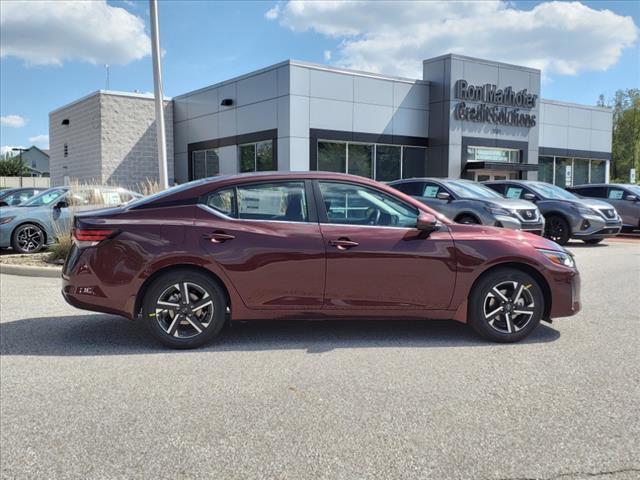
left=453, top=79, right=537, bottom=128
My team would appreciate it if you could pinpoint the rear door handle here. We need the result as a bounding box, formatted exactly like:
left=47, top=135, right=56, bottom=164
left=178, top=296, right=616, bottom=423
left=203, top=232, right=235, bottom=243
left=329, top=239, right=359, bottom=250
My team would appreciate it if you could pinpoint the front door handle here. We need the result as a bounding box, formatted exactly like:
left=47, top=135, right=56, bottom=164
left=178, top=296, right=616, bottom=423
left=329, top=238, right=359, bottom=250
left=203, top=232, right=235, bottom=243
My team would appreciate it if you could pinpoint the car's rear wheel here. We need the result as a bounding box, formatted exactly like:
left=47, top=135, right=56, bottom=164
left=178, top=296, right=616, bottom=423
left=544, top=215, right=571, bottom=245
left=468, top=268, right=544, bottom=343
left=142, top=269, right=227, bottom=349
left=11, top=223, right=45, bottom=254
left=583, top=238, right=603, bottom=245
left=456, top=215, right=479, bottom=225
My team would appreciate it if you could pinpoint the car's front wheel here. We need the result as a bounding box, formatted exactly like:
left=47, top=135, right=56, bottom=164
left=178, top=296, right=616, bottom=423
left=142, top=269, right=227, bottom=349
left=468, top=268, right=544, bottom=342
left=11, top=223, right=45, bottom=254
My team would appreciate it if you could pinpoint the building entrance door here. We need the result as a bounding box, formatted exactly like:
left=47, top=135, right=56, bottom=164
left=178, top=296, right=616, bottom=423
left=472, top=170, right=518, bottom=182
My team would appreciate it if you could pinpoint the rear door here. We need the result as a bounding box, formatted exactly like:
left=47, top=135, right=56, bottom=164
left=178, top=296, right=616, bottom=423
left=315, top=180, right=456, bottom=310
left=195, top=180, right=325, bottom=309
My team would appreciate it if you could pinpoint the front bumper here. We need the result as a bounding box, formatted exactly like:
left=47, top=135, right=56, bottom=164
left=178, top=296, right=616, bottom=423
left=494, top=215, right=544, bottom=235
left=548, top=268, right=581, bottom=319
left=0, top=224, right=13, bottom=248
left=572, top=214, right=622, bottom=240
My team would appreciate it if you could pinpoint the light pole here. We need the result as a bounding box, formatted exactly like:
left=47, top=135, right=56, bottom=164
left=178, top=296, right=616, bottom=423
left=12, top=147, right=28, bottom=184
left=149, top=0, right=169, bottom=189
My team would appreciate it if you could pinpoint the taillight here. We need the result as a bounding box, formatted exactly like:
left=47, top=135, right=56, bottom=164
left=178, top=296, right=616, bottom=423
left=73, top=228, right=117, bottom=248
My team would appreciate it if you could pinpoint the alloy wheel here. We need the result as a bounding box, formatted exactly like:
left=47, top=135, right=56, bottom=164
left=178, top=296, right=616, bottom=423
left=16, top=225, right=43, bottom=253
left=154, top=282, right=214, bottom=338
left=546, top=217, right=567, bottom=243
left=482, top=280, right=535, bottom=334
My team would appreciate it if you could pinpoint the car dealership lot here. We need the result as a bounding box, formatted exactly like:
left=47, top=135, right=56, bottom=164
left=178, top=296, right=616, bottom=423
left=1, top=242, right=639, bottom=479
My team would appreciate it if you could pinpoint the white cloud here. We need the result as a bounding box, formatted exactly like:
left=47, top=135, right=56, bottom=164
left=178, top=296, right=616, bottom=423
left=0, top=0, right=151, bottom=66
left=265, top=4, right=280, bottom=20
left=268, top=1, right=638, bottom=78
left=323, top=50, right=332, bottom=61
left=0, top=115, right=26, bottom=128
left=28, top=134, right=49, bottom=147
left=1, top=145, right=25, bottom=156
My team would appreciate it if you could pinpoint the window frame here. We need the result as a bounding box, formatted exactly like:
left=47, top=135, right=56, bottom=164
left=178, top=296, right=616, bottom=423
left=313, top=179, right=420, bottom=229
left=201, top=179, right=318, bottom=224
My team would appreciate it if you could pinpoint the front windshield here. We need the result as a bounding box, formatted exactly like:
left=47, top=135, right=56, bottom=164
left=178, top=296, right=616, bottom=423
left=445, top=181, right=503, bottom=199
left=528, top=182, right=578, bottom=200
left=21, top=188, right=67, bottom=207
left=625, top=185, right=640, bottom=196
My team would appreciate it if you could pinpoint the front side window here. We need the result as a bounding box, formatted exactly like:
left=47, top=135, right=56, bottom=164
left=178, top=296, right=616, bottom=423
left=239, top=141, right=275, bottom=173
left=608, top=188, right=626, bottom=200
left=393, top=181, right=424, bottom=196
left=422, top=182, right=446, bottom=198
left=504, top=185, right=537, bottom=200
left=237, top=182, right=308, bottom=222
left=22, top=188, right=67, bottom=207
left=572, top=186, right=606, bottom=197
left=319, top=182, right=418, bottom=228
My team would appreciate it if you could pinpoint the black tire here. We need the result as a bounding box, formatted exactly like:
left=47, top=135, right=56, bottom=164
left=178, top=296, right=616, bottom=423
left=583, top=238, right=603, bottom=245
left=544, top=215, right=571, bottom=245
left=142, top=269, right=227, bottom=349
left=456, top=215, right=479, bottom=225
left=468, top=268, right=544, bottom=343
left=11, top=223, right=45, bottom=254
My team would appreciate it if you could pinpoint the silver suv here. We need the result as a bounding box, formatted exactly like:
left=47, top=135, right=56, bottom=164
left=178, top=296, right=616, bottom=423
left=567, top=183, right=640, bottom=233
left=389, top=178, right=544, bottom=234
left=484, top=180, right=622, bottom=245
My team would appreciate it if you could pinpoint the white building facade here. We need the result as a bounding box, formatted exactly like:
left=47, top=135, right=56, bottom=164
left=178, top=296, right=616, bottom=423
left=50, top=54, right=612, bottom=189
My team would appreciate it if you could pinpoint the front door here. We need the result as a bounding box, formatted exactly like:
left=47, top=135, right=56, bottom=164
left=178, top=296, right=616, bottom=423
left=316, top=181, right=456, bottom=310
left=195, top=180, right=325, bottom=309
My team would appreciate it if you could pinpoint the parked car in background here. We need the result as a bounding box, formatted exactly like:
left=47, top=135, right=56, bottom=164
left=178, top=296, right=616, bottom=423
left=62, top=172, right=580, bottom=348
left=567, top=183, right=640, bottom=232
left=0, top=186, right=141, bottom=254
left=0, top=187, right=45, bottom=207
left=484, top=180, right=622, bottom=245
left=390, top=178, right=544, bottom=234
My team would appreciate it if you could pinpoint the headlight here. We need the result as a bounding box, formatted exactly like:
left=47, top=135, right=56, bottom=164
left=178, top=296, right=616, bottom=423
left=572, top=204, right=598, bottom=216
left=537, top=248, right=576, bottom=268
left=485, top=206, right=512, bottom=216
left=0, top=216, right=15, bottom=225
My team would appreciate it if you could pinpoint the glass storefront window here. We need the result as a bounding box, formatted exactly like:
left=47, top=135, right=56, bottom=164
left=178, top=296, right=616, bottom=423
left=402, top=147, right=427, bottom=179
left=554, top=157, right=572, bottom=187
left=192, top=149, right=220, bottom=179
left=591, top=160, right=606, bottom=183
left=573, top=158, right=589, bottom=185
left=318, top=141, right=347, bottom=173
left=239, top=140, right=275, bottom=173
left=348, top=144, right=374, bottom=178
left=375, top=145, right=401, bottom=181
left=537, top=156, right=554, bottom=184
left=467, top=146, right=519, bottom=163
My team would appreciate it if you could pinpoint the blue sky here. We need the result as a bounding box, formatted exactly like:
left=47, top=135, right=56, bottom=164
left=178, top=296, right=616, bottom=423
left=1, top=0, right=638, bottom=154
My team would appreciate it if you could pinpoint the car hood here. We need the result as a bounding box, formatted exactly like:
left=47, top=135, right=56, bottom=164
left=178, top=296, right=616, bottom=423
left=449, top=223, right=561, bottom=250
left=482, top=198, right=537, bottom=210
left=544, top=197, right=612, bottom=210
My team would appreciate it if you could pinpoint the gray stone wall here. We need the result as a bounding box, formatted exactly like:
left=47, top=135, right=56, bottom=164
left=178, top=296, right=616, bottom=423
left=49, top=93, right=102, bottom=186
left=100, top=94, right=174, bottom=189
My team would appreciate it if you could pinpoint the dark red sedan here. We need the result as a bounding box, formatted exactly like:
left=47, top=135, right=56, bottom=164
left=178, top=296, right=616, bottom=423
left=62, top=172, right=580, bottom=348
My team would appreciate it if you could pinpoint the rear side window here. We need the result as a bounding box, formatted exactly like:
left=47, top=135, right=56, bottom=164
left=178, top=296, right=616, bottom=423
left=393, top=181, right=424, bottom=196
left=206, top=182, right=309, bottom=223
left=485, top=183, right=505, bottom=194
left=571, top=186, right=606, bottom=197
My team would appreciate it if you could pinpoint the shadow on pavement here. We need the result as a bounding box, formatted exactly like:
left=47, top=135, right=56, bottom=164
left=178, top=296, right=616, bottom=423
left=0, top=313, right=561, bottom=356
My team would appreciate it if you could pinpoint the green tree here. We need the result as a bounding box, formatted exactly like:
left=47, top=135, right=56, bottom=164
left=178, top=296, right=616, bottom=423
left=598, top=89, right=640, bottom=183
left=0, top=153, right=30, bottom=176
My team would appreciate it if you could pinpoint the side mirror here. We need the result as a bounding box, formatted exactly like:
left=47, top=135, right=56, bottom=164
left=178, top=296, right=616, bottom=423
left=436, top=192, right=451, bottom=201
left=54, top=200, right=69, bottom=209
left=416, top=212, right=439, bottom=232
left=523, top=193, right=536, bottom=201
left=625, top=194, right=637, bottom=202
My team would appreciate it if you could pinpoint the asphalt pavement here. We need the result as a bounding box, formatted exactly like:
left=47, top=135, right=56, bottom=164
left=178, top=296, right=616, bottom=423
left=1, top=240, right=639, bottom=479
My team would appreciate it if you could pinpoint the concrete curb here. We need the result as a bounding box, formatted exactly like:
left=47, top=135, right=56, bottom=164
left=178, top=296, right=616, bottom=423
left=0, top=264, right=62, bottom=278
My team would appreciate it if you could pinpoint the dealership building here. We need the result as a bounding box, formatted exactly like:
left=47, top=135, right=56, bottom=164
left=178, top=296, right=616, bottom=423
left=49, top=54, right=613, bottom=189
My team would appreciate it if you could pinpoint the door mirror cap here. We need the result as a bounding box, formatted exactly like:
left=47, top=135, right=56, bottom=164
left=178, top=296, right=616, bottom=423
left=54, top=200, right=69, bottom=209
left=436, top=192, right=451, bottom=201
left=523, top=193, right=536, bottom=201
left=625, top=194, right=637, bottom=202
left=416, top=212, right=439, bottom=232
